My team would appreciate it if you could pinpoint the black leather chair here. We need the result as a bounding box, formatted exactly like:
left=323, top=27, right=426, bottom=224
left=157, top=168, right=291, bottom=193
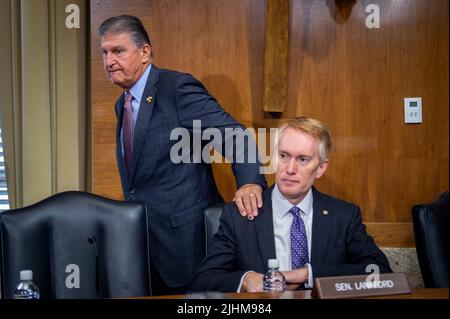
left=412, top=191, right=449, bottom=288
left=0, top=191, right=151, bottom=298
left=203, top=204, right=224, bottom=254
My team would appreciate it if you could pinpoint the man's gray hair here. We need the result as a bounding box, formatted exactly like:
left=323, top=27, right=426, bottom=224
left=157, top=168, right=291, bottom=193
left=99, top=15, right=152, bottom=56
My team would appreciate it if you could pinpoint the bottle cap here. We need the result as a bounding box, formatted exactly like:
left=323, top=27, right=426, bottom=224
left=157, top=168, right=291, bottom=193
left=20, top=270, right=33, bottom=281
left=268, top=259, right=279, bottom=268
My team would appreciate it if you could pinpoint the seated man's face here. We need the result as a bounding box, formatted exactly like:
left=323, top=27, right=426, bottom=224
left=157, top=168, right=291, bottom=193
left=275, top=128, right=328, bottom=204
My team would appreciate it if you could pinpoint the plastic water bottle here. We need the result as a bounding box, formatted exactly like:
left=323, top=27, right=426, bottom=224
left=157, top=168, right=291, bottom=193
left=13, top=270, right=40, bottom=299
left=263, top=259, right=286, bottom=292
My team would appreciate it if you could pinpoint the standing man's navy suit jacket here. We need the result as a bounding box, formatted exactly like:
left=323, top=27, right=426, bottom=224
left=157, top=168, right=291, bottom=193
left=114, top=65, right=266, bottom=287
left=191, top=186, right=392, bottom=292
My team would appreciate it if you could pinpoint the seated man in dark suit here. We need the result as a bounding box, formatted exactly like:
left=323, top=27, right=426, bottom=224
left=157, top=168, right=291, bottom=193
left=191, top=117, right=392, bottom=292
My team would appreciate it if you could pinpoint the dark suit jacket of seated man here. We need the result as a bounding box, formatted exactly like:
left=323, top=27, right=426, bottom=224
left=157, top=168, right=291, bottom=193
left=190, top=117, right=392, bottom=293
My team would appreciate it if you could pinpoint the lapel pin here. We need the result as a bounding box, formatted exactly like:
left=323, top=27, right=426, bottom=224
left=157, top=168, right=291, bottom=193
left=323, top=210, right=329, bottom=216
left=146, top=96, right=153, bottom=104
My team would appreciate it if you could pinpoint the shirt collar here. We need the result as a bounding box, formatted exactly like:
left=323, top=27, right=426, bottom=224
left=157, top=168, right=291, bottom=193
left=272, top=184, right=313, bottom=218
left=128, top=63, right=152, bottom=102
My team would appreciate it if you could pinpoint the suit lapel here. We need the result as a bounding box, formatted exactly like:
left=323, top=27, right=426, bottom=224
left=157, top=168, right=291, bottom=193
left=254, top=187, right=277, bottom=269
left=130, top=66, right=159, bottom=180
left=311, top=187, right=333, bottom=265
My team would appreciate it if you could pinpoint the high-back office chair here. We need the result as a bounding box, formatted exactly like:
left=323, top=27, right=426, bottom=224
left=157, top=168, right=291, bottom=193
left=203, top=204, right=224, bottom=254
left=412, top=191, right=449, bottom=288
left=0, top=191, right=151, bottom=298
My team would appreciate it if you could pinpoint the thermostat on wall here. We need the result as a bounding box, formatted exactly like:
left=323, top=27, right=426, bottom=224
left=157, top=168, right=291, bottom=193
left=404, top=97, right=422, bottom=124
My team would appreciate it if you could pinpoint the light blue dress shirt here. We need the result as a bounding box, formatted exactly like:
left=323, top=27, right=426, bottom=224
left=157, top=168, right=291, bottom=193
left=121, top=64, right=152, bottom=155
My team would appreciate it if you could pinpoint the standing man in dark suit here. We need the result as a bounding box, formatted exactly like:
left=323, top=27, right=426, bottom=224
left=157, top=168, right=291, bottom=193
left=191, top=117, right=391, bottom=293
left=99, top=15, right=266, bottom=295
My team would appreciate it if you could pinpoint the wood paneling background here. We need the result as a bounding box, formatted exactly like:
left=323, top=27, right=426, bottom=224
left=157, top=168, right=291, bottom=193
left=90, top=0, right=449, bottom=247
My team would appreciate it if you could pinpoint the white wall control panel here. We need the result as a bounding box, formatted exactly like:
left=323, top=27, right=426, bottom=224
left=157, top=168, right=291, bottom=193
left=404, top=97, right=422, bottom=124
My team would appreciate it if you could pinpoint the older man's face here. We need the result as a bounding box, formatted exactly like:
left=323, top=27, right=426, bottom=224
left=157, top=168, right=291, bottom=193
left=101, top=32, right=150, bottom=90
left=275, top=128, right=328, bottom=205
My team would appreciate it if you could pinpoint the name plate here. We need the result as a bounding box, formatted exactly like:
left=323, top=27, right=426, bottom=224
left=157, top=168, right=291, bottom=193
left=312, top=273, right=411, bottom=299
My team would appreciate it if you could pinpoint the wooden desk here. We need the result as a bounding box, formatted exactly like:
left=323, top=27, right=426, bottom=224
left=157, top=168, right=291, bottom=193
left=147, top=288, right=448, bottom=299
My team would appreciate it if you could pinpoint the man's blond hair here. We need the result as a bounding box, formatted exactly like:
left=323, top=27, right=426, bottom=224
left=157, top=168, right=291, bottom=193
left=276, top=117, right=332, bottom=161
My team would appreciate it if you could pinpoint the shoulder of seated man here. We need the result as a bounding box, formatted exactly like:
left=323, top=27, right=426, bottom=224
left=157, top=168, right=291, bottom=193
left=222, top=201, right=255, bottom=224
left=318, top=190, right=360, bottom=213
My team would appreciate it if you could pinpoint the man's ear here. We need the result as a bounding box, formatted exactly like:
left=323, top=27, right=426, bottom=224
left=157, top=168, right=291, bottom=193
left=315, top=159, right=329, bottom=179
left=141, top=44, right=151, bottom=64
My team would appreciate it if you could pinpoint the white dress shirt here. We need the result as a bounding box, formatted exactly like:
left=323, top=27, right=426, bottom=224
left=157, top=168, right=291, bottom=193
left=272, top=184, right=314, bottom=287
left=238, top=186, right=315, bottom=291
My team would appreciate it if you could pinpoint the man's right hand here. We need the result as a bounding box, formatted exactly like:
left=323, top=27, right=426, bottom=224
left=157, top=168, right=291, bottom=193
left=233, top=184, right=263, bottom=220
left=241, top=272, right=264, bottom=292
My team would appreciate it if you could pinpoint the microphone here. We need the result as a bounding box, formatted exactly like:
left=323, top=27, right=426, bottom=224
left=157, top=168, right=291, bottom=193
left=88, top=235, right=102, bottom=298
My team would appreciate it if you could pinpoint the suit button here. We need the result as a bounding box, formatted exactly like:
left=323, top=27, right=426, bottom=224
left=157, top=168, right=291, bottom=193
left=130, top=189, right=136, bottom=195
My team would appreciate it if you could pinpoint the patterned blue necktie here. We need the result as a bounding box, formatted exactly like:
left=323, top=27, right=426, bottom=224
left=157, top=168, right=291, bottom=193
left=290, top=206, right=309, bottom=269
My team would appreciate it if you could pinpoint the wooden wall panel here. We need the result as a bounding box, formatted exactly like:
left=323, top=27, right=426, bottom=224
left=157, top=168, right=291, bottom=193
left=366, top=223, right=415, bottom=248
left=91, top=0, right=448, bottom=247
left=286, top=0, right=449, bottom=224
